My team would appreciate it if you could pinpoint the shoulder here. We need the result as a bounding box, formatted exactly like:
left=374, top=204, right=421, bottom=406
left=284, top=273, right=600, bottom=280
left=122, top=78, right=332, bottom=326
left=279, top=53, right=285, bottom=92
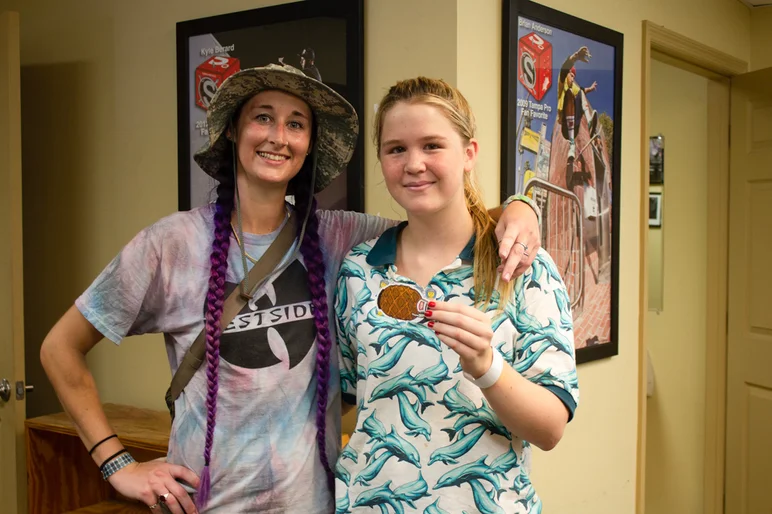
left=504, top=248, right=565, bottom=303
left=150, top=205, right=214, bottom=233
left=343, top=237, right=380, bottom=266
left=138, top=205, right=215, bottom=256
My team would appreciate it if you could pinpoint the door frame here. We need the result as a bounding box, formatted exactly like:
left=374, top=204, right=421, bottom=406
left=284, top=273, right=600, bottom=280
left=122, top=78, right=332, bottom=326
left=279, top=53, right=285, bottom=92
left=0, top=10, right=27, bottom=514
left=636, top=20, right=748, bottom=514
left=637, top=21, right=747, bottom=514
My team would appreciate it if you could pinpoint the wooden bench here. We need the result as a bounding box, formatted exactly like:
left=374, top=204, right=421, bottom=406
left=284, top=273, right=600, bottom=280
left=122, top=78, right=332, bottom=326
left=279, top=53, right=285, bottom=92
left=26, top=403, right=169, bottom=514
left=27, top=403, right=353, bottom=512
left=62, top=500, right=149, bottom=513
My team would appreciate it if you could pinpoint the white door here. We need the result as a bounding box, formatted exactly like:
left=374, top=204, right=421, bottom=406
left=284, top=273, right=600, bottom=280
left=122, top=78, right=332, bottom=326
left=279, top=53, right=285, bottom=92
left=725, top=66, right=772, bottom=514
left=0, top=11, right=28, bottom=514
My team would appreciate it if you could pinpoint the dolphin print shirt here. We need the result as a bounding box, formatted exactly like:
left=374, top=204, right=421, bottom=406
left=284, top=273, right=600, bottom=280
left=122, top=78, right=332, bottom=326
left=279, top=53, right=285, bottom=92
left=76, top=204, right=394, bottom=513
left=334, top=223, right=579, bottom=514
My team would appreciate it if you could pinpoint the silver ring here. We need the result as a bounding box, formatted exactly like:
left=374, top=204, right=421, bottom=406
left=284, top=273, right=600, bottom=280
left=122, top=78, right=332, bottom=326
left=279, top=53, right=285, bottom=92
left=148, top=503, right=159, bottom=510
left=515, top=241, right=528, bottom=253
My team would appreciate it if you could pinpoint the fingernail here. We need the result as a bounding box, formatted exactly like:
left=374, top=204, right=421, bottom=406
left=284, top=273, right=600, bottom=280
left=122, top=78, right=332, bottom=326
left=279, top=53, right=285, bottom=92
left=503, top=273, right=511, bottom=281
left=428, top=321, right=435, bottom=328
left=426, top=310, right=433, bottom=317
left=428, top=301, right=436, bottom=308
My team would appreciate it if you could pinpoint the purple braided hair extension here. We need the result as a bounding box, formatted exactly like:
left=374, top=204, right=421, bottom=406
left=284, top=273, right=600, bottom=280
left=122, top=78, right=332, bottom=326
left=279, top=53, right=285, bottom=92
left=196, top=178, right=234, bottom=509
left=294, top=185, right=334, bottom=492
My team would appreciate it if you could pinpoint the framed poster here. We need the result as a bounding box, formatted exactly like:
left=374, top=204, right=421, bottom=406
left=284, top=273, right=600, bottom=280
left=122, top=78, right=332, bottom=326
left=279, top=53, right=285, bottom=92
left=502, top=0, right=623, bottom=364
left=176, top=0, right=364, bottom=211
left=649, top=135, right=664, bottom=184
left=649, top=192, right=662, bottom=228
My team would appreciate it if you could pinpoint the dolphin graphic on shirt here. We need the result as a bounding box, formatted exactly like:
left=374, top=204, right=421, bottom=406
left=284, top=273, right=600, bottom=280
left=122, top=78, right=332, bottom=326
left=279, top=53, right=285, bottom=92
left=369, top=366, right=433, bottom=412
left=437, top=382, right=478, bottom=418
left=441, top=411, right=511, bottom=440
left=396, top=391, right=432, bottom=441
left=553, top=287, right=574, bottom=331
left=339, top=259, right=366, bottom=281
left=434, top=455, right=506, bottom=499
left=352, top=287, right=372, bottom=320
left=353, top=450, right=395, bottom=487
left=364, top=425, right=421, bottom=468
left=490, top=446, right=519, bottom=475
left=335, top=459, right=351, bottom=487
left=352, top=481, right=403, bottom=514
left=361, top=410, right=386, bottom=441
left=334, top=492, right=350, bottom=514
left=514, top=342, right=553, bottom=374
left=370, top=322, right=442, bottom=355
left=428, top=425, right=487, bottom=465
left=495, top=341, right=514, bottom=363
left=520, top=318, right=574, bottom=357
left=341, top=445, right=359, bottom=464
left=393, top=472, right=431, bottom=509
left=414, top=357, right=452, bottom=393
left=423, top=498, right=451, bottom=514
left=368, top=336, right=411, bottom=378
left=468, top=479, right=505, bottom=514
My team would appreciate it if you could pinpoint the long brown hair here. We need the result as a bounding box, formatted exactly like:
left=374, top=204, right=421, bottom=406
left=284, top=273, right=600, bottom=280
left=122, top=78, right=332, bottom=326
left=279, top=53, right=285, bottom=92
left=374, top=77, right=512, bottom=307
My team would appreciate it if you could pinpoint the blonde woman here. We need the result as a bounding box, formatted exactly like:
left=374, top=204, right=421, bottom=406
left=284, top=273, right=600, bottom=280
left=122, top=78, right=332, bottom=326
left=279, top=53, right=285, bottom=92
left=335, top=77, right=579, bottom=513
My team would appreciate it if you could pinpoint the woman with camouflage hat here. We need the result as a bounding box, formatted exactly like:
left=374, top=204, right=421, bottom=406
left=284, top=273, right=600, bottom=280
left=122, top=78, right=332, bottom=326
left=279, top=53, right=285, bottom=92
left=40, top=64, right=541, bottom=513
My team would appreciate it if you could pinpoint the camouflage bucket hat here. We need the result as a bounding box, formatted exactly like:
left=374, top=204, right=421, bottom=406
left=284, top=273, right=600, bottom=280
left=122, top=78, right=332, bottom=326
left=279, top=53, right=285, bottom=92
left=193, top=63, right=359, bottom=193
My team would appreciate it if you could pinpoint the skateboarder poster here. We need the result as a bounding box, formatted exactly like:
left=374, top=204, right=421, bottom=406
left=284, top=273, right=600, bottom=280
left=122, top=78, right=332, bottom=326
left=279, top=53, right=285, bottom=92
left=176, top=0, right=364, bottom=213
left=502, top=1, right=623, bottom=363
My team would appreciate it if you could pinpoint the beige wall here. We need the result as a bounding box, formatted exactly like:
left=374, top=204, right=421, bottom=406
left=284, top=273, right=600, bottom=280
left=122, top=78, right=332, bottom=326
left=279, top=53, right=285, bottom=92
left=3, top=0, right=754, bottom=513
left=751, top=5, right=772, bottom=71
left=646, top=58, right=709, bottom=514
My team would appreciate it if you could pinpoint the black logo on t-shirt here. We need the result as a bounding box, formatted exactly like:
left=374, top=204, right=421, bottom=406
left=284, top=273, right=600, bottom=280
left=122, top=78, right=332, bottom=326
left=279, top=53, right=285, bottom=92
left=216, top=260, right=317, bottom=369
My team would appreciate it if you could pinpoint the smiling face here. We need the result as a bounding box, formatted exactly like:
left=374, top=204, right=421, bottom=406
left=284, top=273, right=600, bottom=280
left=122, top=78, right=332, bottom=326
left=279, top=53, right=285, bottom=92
left=378, top=100, right=477, bottom=217
left=233, top=90, right=313, bottom=193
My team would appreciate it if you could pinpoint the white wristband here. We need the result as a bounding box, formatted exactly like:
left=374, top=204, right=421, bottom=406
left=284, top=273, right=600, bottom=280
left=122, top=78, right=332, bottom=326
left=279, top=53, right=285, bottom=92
left=463, top=350, right=504, bottom=389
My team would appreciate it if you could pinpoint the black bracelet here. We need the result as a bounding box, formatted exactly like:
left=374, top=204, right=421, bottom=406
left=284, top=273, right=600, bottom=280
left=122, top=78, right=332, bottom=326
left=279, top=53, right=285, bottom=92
left=89, top=434, right=118, bottom=455
left=99, top=449, right=128, bottom=472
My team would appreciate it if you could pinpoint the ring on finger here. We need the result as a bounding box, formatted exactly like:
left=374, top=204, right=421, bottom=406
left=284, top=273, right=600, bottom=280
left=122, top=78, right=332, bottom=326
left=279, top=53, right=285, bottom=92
left=515, top=241, right=528, bottom=253
left=148, top=503, right=159, bottom=510
left=158, top=493, right=170, bottom=504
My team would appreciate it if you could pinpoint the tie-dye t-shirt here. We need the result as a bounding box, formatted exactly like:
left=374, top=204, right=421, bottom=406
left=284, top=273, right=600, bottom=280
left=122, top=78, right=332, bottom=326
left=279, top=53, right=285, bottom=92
left=334, top=224, right=579, bottom=514
left=75, top=204, right=394, bottom=513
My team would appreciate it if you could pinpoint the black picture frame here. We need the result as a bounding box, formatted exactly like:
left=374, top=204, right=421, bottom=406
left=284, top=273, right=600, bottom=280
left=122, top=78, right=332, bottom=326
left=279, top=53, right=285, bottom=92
left=649, top=135, right=664, bottom=184
left=648, top=192, right=662, bottom=228
left=176, top=0, right=364, bottom=212
left=502, top=0, right=623, bottom=364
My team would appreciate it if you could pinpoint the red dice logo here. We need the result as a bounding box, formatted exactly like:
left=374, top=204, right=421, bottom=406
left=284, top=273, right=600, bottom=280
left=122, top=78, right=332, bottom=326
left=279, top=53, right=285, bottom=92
left=518, top=32, right=552, bottom=101
left=195, top=55, right=241, bottom=110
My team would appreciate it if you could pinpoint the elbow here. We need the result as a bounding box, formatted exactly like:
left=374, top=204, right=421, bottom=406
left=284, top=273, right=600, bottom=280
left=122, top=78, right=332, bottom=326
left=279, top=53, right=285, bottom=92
left=536, top=436, right=560, bottom=452
left=39, top=336, right=57, bottom=377
left=534, top=423, right=566, bottom=452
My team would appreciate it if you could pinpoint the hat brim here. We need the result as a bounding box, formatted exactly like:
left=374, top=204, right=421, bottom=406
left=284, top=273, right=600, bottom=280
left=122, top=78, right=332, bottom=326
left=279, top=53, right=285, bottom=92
left=193, top=65, right=358, bottom=194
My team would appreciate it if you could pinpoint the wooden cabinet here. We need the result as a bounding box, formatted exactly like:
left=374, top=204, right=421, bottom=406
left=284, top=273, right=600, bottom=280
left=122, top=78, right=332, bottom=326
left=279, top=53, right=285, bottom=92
left=25, top=404, right=169, bottom=514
